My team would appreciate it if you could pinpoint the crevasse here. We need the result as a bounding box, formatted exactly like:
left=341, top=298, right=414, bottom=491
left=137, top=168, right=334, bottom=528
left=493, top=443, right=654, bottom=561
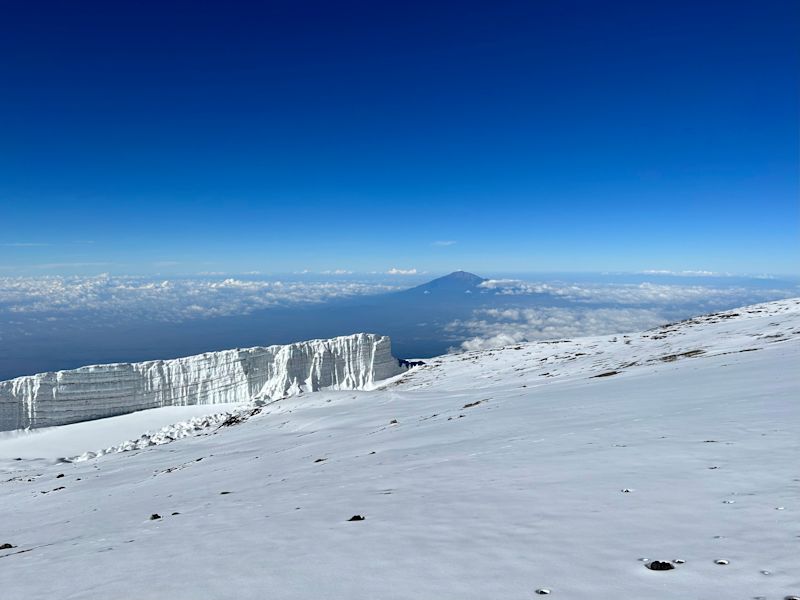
left=0, top=333, right=406, bottom=431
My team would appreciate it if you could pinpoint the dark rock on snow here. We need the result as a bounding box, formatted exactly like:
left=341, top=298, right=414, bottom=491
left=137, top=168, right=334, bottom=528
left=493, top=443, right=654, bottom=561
left=647, top=560, right=675, bottom=571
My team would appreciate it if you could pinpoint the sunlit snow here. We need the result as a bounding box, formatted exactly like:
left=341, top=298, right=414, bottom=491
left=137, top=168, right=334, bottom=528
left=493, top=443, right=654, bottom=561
left=1, top=299, right=798, bottom=599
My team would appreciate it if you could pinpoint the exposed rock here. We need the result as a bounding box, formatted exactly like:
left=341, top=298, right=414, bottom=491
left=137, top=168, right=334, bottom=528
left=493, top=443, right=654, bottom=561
left=659, top=349, right=705, bottom=362
left=399, top=359, right=425, bottom=368
left=647, top=560, right=675, bottom=571
left=592, top=370, right=620, bottom=378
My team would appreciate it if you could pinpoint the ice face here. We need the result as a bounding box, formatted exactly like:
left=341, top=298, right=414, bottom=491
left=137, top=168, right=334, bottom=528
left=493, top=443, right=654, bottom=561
left=0, top=333, right=406, bottom=431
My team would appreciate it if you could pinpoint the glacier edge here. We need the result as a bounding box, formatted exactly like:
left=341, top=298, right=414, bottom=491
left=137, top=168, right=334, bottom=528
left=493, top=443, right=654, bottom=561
left=0, top=333, right=407, bottom=431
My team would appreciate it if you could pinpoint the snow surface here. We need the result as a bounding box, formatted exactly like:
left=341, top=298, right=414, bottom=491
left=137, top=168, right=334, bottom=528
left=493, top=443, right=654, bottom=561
left=0, top=333, right=405, bottom=431
left=0, top=299, right=798, bottom=599
left=0, top=404, right=245, bottom=462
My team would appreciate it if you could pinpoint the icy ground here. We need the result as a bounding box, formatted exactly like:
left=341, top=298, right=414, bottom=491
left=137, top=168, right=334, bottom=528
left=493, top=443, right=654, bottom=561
left=1, top=299, right=798, bottom=599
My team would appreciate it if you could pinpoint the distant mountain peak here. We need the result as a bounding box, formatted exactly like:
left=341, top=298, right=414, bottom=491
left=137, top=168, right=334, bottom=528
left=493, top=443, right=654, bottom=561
left=439, top=271, right=485, bottom=283
left=407, top=271, right=487, bottom=295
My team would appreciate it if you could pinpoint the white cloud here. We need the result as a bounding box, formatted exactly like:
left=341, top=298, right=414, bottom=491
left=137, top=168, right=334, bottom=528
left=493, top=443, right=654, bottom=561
left=321, top=269, right=353, bottom=275
left=2, top=272, right=795, bottom=357
left=642, top=269, right=724, bottom=276
left=477, top=279, right=796, bottom=306
left=449, top=277, right=799, bottom=352
left=0, top=275, right=403, bottom=325
left=386, top=268, right=418, bottom=275
left=449, top=307, right=669, bottom=352
left=432, top=240, right=457, bottom=247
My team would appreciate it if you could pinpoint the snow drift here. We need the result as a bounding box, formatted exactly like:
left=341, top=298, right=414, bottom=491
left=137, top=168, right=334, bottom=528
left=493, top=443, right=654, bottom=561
left=0, top=333, right=406, bottom=431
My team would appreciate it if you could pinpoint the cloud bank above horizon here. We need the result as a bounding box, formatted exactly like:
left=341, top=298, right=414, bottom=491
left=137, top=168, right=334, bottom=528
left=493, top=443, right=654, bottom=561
left=0, top=272, right=794, bottom=331
left=446, top=277, right=799, bottom=351
left=0, top=275, right=403, bottom=332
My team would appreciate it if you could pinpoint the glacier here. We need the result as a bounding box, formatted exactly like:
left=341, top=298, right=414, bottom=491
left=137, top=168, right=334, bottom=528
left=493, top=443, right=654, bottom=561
left=0, top=333, right=406, bottom=431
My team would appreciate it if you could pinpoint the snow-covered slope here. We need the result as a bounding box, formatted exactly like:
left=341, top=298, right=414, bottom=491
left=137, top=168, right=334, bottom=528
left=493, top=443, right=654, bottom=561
left=0, top=333, right=405, bottom=431
left=0, top=299, right=798, bottom=599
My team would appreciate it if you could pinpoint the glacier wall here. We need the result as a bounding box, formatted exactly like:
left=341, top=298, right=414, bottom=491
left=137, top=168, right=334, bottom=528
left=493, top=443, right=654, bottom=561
left=0, top=333, right=407, bottom=432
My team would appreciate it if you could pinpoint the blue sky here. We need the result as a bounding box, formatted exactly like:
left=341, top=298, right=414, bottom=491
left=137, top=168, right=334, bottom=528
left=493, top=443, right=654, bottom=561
left=1, top=0, right=798, bottom=276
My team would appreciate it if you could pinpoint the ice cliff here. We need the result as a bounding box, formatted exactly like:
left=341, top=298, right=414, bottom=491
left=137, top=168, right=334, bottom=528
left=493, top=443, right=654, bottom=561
left=0, top=333, right=406, bottom=431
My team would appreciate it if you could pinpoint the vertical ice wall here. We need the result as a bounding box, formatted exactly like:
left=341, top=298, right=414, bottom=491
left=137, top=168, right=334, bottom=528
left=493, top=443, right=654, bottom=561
left=0, top=333, right=406, bottom=431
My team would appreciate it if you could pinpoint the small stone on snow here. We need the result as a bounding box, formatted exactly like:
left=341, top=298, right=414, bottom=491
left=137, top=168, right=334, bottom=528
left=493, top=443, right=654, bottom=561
left=647, top=561, right=675, bottom=571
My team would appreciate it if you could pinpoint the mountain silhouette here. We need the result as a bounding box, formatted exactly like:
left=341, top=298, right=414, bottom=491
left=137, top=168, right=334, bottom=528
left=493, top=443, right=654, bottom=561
left=406, top=271, right=487, bottom=295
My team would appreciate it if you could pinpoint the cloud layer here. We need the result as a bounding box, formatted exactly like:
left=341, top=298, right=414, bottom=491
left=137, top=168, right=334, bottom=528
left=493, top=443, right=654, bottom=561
left=450, top=278, right=798, bottom=351
left=478, top=279, right=794, bottom=307
left=449, top=307, right=666, bottom=352
left=1, top=273, right=796, bottom=361
left=386, top=268, right=418, bottom=275
left=0, top=275, right=401, bottom=326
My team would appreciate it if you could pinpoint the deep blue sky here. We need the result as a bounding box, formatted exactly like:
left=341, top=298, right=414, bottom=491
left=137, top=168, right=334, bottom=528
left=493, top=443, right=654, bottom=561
left=1, top=0, right=798, bottom=276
